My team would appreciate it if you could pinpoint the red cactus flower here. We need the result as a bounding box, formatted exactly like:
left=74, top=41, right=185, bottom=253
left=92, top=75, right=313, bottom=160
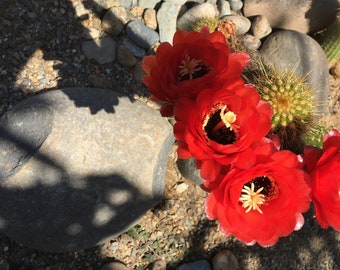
left=142, top=29, right=250, bottom=116
left=304, top=129, right=340, bottom=231
left=173, top=83, right=272, bottom=181
left=205, top=145, right=311, bottom=247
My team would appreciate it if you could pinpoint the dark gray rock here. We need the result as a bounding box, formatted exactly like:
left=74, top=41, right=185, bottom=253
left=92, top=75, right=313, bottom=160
left=260, top=30, right=329, bottom=115
left=0, top=88, right=174, bottom=252
left=117, top=44, right=138, bottom=67
left=0, top=101, right=53, bottom=181
left=176, top=260, right=212, bottom=270
left=122, top=37, right=145, bottom=58
left=243, top=0, right=340, bottom=34
left=176, top=157, right=203, bottom=185
left=126, top=21, right=159, bottom=49
left=81, top=37, right=117, bottom=64
left=100, top=262, right=130, bottom=270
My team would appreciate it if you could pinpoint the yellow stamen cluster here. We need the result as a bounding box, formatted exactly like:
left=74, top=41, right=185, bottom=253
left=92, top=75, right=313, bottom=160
left=178, top=55, right=202, bottom=80
left=239, top=183, right=265, bottom=214
left=220, top=105, right=238, bottom=131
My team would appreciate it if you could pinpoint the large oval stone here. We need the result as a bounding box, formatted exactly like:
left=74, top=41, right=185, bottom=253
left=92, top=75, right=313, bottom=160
left=243, top=0, right=340, bottom=34
left=0, top=88, right=174, bottom=252
left=260, top=30, right=329, bottom=115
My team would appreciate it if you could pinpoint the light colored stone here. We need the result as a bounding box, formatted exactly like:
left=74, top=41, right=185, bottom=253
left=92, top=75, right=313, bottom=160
left=144, top=8, right=158, bottom=30
left=217, top=0, right=231, bottom=17
left=92, top=0, right=133, bottom=9
left=177, top=3, right=219, bottom=31
left=229, top=0, right=243, bottom=11
left=251, top=15, right=272, bottom=39
left=222, top=15, right=251, bottom=35
left=137, top=0, right=160, bottom=9
left=242, top=34, right=261, bottom=50
left=157, top=2, right=181, bottom=43
left=0, top=88, right=174, bottom=252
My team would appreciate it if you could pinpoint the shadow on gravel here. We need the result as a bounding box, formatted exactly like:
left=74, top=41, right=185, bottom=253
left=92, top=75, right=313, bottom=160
left=0, top=0, right=141, bottom=115
left=176, top=209, right=339, bottom=269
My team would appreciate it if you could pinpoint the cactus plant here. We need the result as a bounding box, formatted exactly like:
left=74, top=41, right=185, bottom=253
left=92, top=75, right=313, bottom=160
left=192, top=17, right=221, bottom=33
left=243, top=59, right=316, bottom=153
left=319, top=12, right=340, bottom=61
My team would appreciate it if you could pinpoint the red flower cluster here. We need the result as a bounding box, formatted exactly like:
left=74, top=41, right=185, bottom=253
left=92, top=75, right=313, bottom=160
left=142, top=28, right=339, bottom=247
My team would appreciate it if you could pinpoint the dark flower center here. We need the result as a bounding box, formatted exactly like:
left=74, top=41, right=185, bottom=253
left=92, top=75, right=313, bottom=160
left=239, top=176, right=279, bottom=214
left=178, top=54, right=211, bottom=81
left=203, top=104, right=238, bottom=145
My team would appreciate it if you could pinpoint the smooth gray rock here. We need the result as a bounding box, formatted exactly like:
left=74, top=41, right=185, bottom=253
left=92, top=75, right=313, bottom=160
left=0, top=102, right=53, bottom=181
left=176, top=260, right=212, bottom=270
left=81, top=37, right=117, bottom=64
left=260, top=30, right=329, bottom=115
left=242, top=34, right=261, bottom=50
left=229, top=0, right=243, bottom=11
left=0, top=88, right=174, bottom=252
left=251, top=15, right=272, bottom=39
left=157, top=2, right=180, bottom=43
left=122, top=37, right=145, bottom=58
left=217, top=0, right=231, bottom=17
left=126, top=20, right=159, bottom=49
left=243, top=0, right=340, bottom=34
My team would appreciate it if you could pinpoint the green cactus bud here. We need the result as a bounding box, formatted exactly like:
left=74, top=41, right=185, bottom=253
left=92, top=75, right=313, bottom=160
left=319, top=12, right=340, bottom=61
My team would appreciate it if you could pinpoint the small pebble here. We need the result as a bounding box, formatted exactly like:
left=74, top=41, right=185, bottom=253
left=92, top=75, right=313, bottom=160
left=100, top=262, right=130, bottom=270
left=242, top=34, right=261, bottom=50
left=150, top=259, right=167, bottom=270
left=213, top=250, right=240, bottom=270
left=251, top=15, right=272, bottom=39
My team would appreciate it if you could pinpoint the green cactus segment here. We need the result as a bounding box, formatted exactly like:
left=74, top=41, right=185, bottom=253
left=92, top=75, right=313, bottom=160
left=192, top=17, right=221, bottom=33
left=303, top=124, right=328, bottom=149
left=319, top=13, right=340, bottom=61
